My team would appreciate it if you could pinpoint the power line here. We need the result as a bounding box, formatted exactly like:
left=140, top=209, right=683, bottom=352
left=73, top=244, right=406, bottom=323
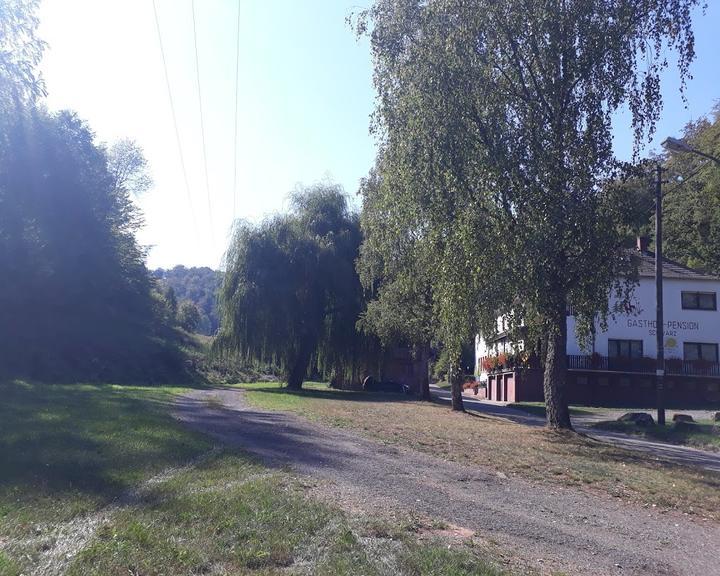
left=232, top=0, right=241, bottom=222
left=152, top=0, right=199, bottom=240
left=191, top=0, right=215, bottom=246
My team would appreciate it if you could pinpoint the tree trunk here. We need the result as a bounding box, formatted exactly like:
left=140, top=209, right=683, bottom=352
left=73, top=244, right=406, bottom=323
left=419, top=342, right=431, bottom=401
left=543, top=311, right=572, bottom=430
left=286, top=343, right=312, bottom=391
left=286, top=366, right=304, bottom=390
left=449, top=359, right=465, bottom=412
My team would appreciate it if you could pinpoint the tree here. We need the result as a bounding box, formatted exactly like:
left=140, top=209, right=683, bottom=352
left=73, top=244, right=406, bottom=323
left=0, top=2, right=184, bottom=382
left=177, top=300, right=202, bottom=332
left=663, top=105, right=720, bottom=274
left=0, top=108, right=177, bottom=381
left=216, top=183, right=370, bottom=390
left=0, top=0, right=45, bottom=110
left=107, top=138, right=153, bottom=196
left=153, top=266, right=222, bottom=335
left=358, top=0, right=699, bottom=427
left=163, top=285, right=178, bottom=320
left=357, top=162, right=436, bottom=401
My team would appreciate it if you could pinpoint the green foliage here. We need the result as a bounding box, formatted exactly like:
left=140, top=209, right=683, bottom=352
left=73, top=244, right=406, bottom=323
left=358, top=163, right=436, bottom=345
left=0, top=0, right=46, bottom=109
left=177, top=300, right=202, bottom=332
left=663, top=104, right=720, bottom=274
left=0, top=108, right=182, bottom=382
left=606, top=103, right=720, bottom=275
left=357, top=163, right=436, bottom=397
left=216, top=183, right=376, bottom=389
left=162, top=285, right=178, bottom=319
left=106, top=138, right=153, bottom=196
left=0, top=2, right=189, bottom=383
left=357, top=0, right=699, bottom=426
left=153, top=266, right=221, bottom=335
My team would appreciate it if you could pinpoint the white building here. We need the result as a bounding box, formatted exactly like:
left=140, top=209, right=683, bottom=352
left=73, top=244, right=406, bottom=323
left=475, top=239, right=720, bottom=404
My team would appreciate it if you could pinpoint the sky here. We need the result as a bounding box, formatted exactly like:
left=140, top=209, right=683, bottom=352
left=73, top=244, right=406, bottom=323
left=37, top=0, right=719, bottom=270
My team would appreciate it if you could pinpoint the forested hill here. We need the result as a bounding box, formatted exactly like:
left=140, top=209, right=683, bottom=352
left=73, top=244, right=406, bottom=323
left=153, top=266, right=221, bottom=335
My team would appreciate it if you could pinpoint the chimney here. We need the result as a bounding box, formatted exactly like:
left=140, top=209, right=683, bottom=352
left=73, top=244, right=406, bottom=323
left=636, top=236, right=650, bottom=252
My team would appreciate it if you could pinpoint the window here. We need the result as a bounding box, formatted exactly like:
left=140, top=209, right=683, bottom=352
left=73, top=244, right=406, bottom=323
left=681, top=291, right=717, bottom=310
left=683, top=342, right=719, bottom=363
left=608, top=339, right=643, bottom=358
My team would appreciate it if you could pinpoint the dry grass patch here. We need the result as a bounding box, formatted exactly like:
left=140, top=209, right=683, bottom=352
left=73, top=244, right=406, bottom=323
left=239, top=383, right=720, bottom=521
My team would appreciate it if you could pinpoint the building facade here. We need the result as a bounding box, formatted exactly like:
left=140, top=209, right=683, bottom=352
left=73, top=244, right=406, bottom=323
left=475, top=241, right=720, bottom=405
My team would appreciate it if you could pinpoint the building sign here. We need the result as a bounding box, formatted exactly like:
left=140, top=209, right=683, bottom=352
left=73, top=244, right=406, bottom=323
left=664, top=337, right=679, bottom=356
left=626, top=319, right=700, bottom=337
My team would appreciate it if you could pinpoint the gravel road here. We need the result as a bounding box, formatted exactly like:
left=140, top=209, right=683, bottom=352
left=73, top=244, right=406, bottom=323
left=174, top=388, right=720, bottom=576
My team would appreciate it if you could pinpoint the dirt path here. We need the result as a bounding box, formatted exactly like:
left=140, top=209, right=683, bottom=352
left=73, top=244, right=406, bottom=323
left=173, top=388, right=720, bottom=576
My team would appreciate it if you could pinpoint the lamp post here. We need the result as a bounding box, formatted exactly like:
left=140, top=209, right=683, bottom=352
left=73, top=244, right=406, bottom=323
left=655, top=138, right=720, bottom=426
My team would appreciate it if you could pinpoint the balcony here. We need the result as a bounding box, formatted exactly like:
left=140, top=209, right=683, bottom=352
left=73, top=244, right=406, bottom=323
left=567, top=354, right=720, bottom=377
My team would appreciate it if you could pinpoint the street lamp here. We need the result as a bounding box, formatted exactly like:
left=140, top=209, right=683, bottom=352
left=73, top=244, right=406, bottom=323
left=662, top=137, right=720, bottom=166
left=653, top=138, right=720, bottom=426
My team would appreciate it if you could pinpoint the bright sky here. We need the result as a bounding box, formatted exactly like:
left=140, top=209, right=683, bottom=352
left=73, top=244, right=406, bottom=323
left=37, top=0, right=719, bottom=270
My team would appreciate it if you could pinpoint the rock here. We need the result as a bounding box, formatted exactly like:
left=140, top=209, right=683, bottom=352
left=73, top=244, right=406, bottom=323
left=673, top=420, right=698, bottom=432
left=618, top=412, right=655, bottom=426
left=713, top=411, right=720, bottom=422
left=672, top=413, right=695, bottom=423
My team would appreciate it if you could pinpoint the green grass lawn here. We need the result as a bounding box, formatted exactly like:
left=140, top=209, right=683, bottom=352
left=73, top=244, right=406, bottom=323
left=0, top=380, right=506, bottom=576
left=592, top=419, right=720, bottom=452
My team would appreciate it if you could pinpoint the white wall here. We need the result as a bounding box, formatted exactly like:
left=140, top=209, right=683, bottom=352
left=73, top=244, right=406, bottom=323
left=569, top=277, right=720, bottom=359
left=476, top=276, right=720, bottom=379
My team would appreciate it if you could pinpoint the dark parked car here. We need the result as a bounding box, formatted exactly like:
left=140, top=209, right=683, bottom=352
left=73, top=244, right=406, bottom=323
left=362, top=376, right=410, bottom=395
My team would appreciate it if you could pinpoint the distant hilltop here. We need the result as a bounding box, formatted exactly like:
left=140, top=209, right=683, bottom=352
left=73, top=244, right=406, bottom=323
left=153, top=266, right=222, bottom=336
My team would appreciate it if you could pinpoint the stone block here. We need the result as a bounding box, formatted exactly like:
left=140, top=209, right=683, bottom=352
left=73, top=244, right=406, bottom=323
left=618, top=412, right=655, bottom=426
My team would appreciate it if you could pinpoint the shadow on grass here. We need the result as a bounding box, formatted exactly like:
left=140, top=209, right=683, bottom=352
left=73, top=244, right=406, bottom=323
left=242, top=384, right=418, bottom=404
left=0, top=381, right=209, bottom=503
left=592, top=420, right=720, bottom=451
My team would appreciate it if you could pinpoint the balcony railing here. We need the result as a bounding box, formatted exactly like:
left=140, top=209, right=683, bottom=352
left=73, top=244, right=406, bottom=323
left=567, top=354, right=720, bottom=377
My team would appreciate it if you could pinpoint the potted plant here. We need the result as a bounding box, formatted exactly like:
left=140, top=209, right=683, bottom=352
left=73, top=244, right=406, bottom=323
left=481, top=356, right=494, bottom=372
left=497, top=352, right=507, bottom=372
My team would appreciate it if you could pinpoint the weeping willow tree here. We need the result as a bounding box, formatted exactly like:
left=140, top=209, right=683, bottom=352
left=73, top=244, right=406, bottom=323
left=215, top=183, right=374, bottom=390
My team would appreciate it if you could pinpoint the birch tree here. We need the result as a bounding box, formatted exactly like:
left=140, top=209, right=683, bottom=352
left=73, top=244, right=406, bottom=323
left=358, top=0, right=699, bottom=427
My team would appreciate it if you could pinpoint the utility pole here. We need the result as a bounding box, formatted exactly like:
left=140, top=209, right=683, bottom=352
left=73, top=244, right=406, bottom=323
left=656, top=137, right=720, bottom=427
left=655, top=164, right=665, bottom=426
